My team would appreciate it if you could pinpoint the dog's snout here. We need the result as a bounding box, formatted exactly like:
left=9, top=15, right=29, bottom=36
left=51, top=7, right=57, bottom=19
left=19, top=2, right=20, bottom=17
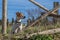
left=24, top=16, right=25, bottom=18
left=23, top=16, right=25, bottom=19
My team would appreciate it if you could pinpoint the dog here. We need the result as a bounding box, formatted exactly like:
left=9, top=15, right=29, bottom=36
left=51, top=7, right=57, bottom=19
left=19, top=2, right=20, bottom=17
left=11, top=12, right=25, bottom=34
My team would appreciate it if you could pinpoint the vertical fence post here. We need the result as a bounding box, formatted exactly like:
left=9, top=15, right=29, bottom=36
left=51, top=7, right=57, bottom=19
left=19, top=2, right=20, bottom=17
left=27, top=18, right=31, bottom=27
left=53, top=2, right=59, bottom=23
left=2, top=0, right=7, bottom=34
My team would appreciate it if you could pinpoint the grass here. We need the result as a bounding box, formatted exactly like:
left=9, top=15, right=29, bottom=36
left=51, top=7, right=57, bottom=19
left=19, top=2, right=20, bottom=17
left=0, top=23, right=60, bottom=40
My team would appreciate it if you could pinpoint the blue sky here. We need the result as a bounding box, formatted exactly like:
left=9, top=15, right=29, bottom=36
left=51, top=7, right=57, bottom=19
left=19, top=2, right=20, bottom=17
left=0, top=0, right=60, bottom=22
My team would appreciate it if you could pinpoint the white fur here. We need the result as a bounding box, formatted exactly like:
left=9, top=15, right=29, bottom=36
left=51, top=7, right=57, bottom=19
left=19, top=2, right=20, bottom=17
left=11, top=19, right=23, bottom=34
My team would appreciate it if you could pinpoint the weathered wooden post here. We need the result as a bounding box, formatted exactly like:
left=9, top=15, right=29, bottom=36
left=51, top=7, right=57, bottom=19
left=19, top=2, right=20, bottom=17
left=7, top=19, right=9, bottom=28
left=12, top=18, right=14, bottom=25
left=2, top=0, right=7, bottom=34
left=54, top=2, right=59, bottom=14
left=53, top=2, right=59, bottom=23
left=27, top=18, right=31, bottom=27
left=32, top=16, right=34, bottom=22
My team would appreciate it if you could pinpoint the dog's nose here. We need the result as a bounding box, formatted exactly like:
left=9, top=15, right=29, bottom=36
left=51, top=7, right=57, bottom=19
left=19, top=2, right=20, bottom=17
left=23, top=16, right=26, bottom=18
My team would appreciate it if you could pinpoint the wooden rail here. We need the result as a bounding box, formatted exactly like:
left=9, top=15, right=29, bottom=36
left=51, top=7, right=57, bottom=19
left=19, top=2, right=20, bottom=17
left=27, top=6, right=59, bottom=27
left=26, top=0, right=60, bottom=27
left=26, top=28, right=60, bottom=38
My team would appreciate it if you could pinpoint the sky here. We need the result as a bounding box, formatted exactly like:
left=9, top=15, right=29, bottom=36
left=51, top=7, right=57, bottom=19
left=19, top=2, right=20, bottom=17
left=0, top=0, right=60, bottom=22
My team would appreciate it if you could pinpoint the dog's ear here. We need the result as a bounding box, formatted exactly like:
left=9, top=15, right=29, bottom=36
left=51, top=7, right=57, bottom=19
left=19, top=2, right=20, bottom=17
left=16, top=12, right=24, bottom=17
left=16, top=12, right=21, bottom=17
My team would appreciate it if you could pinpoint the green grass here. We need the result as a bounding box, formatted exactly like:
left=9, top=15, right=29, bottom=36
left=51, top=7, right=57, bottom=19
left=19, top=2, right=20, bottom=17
left=29, top=35, right=53, bottom=40
left=0, top=23, right=60, bottom=40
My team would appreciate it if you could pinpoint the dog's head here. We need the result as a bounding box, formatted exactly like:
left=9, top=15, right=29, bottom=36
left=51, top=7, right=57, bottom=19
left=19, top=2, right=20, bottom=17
left=16, top=12, right=25, bottom=19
